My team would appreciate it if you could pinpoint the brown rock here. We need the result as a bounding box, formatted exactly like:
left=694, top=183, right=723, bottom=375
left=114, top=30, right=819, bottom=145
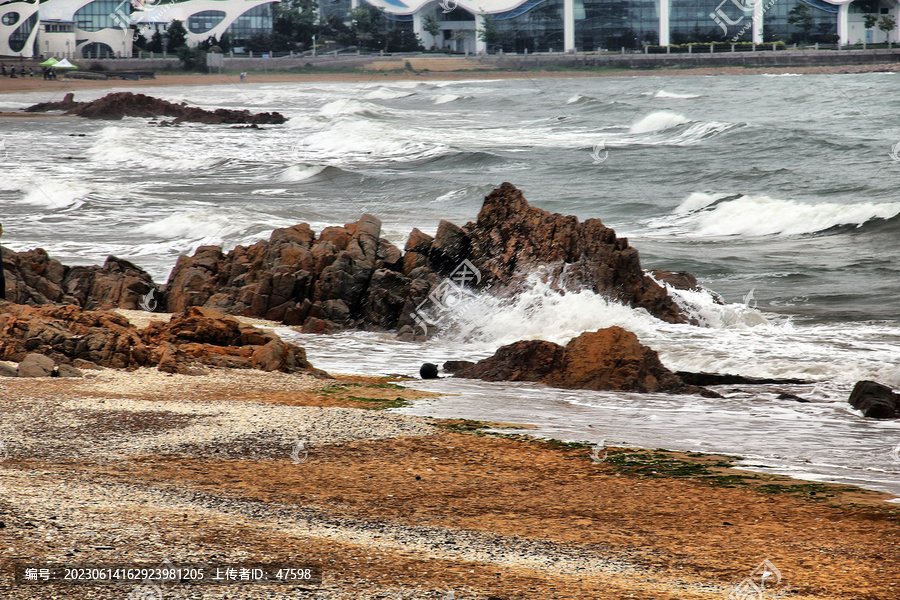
left=848, top=381, right=900, bottom=419
left=543, top=327, right=683, bottom=392
left=454, top=341, right=566, bottom=382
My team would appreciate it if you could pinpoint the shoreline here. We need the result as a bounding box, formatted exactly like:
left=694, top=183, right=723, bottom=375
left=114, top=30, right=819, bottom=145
left=0, top=362, right=897, bottom=599
left=0, top=61, right=897, bottom=98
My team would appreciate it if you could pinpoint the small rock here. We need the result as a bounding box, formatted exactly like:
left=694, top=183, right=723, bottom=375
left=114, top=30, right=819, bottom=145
left=420, top=363, right=439, bottom=379
left=848, top=380, right=899, bottom=419
left=17, top=353, right=55, bottom=378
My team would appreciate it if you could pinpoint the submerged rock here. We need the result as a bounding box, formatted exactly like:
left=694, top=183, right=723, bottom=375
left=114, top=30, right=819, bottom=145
left=848, top=380, right=899, bottom=419
left=454, top=326, right=719, bottom=396
left=24, top=91, right=287, bottom=124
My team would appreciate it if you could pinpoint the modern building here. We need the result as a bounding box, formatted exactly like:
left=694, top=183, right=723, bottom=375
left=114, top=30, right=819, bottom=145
left=0, top=0, right=40, bottom=57
left=332, top=0, right=900, bottom=52
left=0, top=0, right=275, bottom=58
left=132, top=0, right=276, bottom=52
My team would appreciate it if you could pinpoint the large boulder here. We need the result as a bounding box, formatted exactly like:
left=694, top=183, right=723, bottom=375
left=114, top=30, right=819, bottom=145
left=849, top=381, right=900, bottom=419
left=456, top=326, right=715, bottom=395
left=17, top=353, right=56, bottom=378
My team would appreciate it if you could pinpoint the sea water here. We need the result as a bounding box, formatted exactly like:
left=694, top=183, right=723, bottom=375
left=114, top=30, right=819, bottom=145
left=2, top=73, right=900, bottom=496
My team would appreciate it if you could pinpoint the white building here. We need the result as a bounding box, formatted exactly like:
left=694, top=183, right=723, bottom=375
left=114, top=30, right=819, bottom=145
left=0, top=0, right=40, bottom=57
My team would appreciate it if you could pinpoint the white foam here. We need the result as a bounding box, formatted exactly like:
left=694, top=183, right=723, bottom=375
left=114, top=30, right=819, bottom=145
left=19, top=179, right=90, bottom=209
left=653, top=90, right=701, bottom=99
left=663, top=195, right=900, bottom=237
left=629, top=111, right=691, bottom=134
left=318, top=99, right=383, bottom=118
left=364, top=87, right=414, bottom=100
left=434, top=94, right=462, bottom=105
left=87, top=126, right=220, bottom=171
left=278, top=164, right=327, bottom=182
left=137, top=211, right=244, bottom=243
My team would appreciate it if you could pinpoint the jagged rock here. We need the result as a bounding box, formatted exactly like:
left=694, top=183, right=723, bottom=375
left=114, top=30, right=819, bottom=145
left=57, top=364, right=84, bottom=378
left=25, top=92, right=287, bottom=124
left=462, top=183, right=685, bottom=324
left=455, top=327, right=718, bottom=396
left=17, top=353, right=55, bottom=377
left=849, top=380, right=899, bottom=419
left=2, top=248, right=157, bottom=311
left=649, top=269, right=699, bottom=291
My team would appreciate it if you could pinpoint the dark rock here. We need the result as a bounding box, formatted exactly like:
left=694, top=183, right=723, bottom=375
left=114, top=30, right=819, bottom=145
left=455, top=341, right=565, bottom=383
left=848, top=380, right=900, bottom=419
left=18, top=353, right=55, bottom=377
left=675, top=372, right=810, bottom=386
left=649, top=269, right=699, bottom=291
left=0, top=362, right=17, bottom=377
left=57, top=364, right=84, bottom=378
left=462, top=183, right=686, bottom=323
left=420, top=363, right=439, bottom=379
left=777, top=392, right=810, bottom=403
left=442, top=360, right=475, bottom=373
left=25, top=92, right=288, bottom=124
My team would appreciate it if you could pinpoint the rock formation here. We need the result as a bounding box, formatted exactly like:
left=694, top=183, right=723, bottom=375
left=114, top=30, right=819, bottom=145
left=2, top=248, right=158, bottom=311
left=24, top=92, right=287, bottom=124
left=848, top=380, right=899, bottom=419
left=453, top=326, right=718, bottom=396
left=0, top=303, right=326, bottom=377
left=4, top=184, right=691, bottom=337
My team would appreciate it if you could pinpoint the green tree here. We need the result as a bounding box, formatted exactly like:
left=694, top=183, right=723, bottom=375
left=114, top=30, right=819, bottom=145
left=422, top=13, right=441, bottom=49
left=451, top=29, right=468, bottom=52
left=879, top=14, right=896, bottom=45
left=787, top=3, right=814, bottom=42
left=177, top=45, right=206, bottom=71
left=476, top=13, right=501, bottom=53
left=166, top=20, right=189, bottom=50
left=863, top=13, right=878, bottom=31
left=218, top=31, right=232, bottom=53
left=147, top=30, right=163, bottom=53
left=273, top=0, right=318, bottom=49
left=133, top=29, right=148, bottom=51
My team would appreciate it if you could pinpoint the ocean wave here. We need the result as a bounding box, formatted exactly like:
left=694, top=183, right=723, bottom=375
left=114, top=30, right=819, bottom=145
left=364, top=87, right=415, bottom=100
left=87, top=126, right=225, bottom=170
left=566, top=94, right=602, bottom=105
left=277, top=164, right=330, bottom=182
left=18, top=179, right=90, bottom=209
left=318, top=99, right=385, bottom=119
left=300, top=120, right=444, bottom=162
left=653, top=90, right=701, bottom=99
left=434, top=94, right=471, bottom=105
left=652, top=193, right=900, bottom=237
left=629, top=111, right=691, bottom=134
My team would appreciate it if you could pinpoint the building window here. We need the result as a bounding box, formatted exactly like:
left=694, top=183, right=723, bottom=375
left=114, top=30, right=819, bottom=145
left=188, top=10, right=226, bottom=34
left=81, top=41, right=115, bottom=57
left=9, top=12, right=36, bottom=51
left=226, top=4, right=273, bottom=46
left=73, top=0, right=125, bottom=32
left=2, top=12, right=19, bottom=26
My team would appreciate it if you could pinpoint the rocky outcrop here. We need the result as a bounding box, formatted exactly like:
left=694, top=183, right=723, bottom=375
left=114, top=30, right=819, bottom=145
left=2, top=248, right=158, bottom=311
left=6, top=183, right=691, bottom=337
left=454, top=326, right=717, bottom=395
left=849, top=380, right=899, bottom=419
left=0, top=303, right=326, bottom=377
left=24, top=92, right=287, bottom=124
left=675, top=372, right=809, bottom=386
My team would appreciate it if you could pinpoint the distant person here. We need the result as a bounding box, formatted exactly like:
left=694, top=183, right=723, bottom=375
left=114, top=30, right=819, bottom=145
left=29, top=67, right=34, bottom=77
left=239, top=72, right=246, bottom=82
left=42, top=67, right=47, bottom=80
left=9, top=68, right=15, bottom=79
left=0, top=223, right=6, bottom=300
left=0, top=64, right=5, bottom=76
left=19, top=66, right=25, bottom=77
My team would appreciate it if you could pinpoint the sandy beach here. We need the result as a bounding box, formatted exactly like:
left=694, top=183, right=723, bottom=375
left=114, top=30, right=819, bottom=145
left=0, top=313, right=897, bottom=599
left=0, top=61, right=899, bottom=98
